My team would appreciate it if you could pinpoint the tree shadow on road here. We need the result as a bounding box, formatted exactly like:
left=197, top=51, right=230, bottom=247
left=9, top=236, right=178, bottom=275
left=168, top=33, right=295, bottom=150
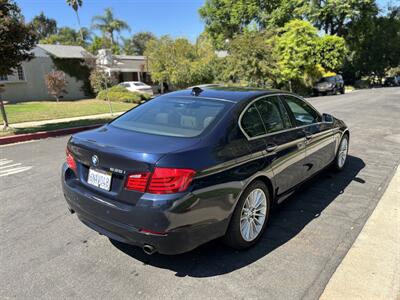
left=111, top=155, right=365, bottom=277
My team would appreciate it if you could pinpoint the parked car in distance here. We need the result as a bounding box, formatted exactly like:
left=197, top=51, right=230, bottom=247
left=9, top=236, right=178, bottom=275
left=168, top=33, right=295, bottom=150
left=118, top=81, right=154, bottom=96
left=383, top=77, right=399, bottom=87
left=313, top=75, right=345, bottom=96
left=62, top=87, right=349, bottom=255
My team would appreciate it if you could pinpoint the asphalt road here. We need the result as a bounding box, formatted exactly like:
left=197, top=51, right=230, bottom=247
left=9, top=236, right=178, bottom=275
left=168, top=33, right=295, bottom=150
left=1, top=87, right=400, bottom=300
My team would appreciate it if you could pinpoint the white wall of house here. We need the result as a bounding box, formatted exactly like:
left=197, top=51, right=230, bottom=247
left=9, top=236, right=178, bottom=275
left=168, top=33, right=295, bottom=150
left=1, top=47, right=88, bottom=103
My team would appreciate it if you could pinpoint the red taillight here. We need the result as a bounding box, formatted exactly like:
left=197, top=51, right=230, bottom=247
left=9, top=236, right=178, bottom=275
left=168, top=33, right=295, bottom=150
left=125, top=173, right=150, bottom=192
left=125, top=167, right=196, bottom=194
left=139, top=229, right=167, bottom=236
left=66, top=148, right=77, bottom=174
left=148, top=168, right=196, bottom=194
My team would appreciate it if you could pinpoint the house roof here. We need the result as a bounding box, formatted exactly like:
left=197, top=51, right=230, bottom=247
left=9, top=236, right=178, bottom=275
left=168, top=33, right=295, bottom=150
left=106, top=55, right=148, bottom=72
left=115, top=55, right=146, bottom=60
left=37, top=44, right=90, bottom=59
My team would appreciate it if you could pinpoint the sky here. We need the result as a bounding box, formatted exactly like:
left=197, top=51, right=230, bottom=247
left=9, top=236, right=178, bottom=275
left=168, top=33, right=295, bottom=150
left=15, top=0, right=206, bottom=41
left=15, top=0, right=393, bottom=42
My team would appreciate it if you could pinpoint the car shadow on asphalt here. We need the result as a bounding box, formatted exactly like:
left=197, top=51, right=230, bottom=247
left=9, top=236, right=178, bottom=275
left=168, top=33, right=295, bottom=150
left=110, top=155, right=365, bottom=278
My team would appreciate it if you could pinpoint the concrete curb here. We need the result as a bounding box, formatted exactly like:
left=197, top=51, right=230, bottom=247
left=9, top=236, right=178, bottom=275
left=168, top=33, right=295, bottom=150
left=0, top=124, right=102, bottom=146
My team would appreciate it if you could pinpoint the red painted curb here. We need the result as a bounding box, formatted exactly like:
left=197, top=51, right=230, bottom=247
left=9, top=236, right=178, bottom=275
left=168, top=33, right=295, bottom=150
left=0, top=124, right=102, bottom=146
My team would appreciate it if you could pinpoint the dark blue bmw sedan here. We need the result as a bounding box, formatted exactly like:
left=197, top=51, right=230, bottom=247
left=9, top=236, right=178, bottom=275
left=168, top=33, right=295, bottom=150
left=62, top=87, right=349, bottom=255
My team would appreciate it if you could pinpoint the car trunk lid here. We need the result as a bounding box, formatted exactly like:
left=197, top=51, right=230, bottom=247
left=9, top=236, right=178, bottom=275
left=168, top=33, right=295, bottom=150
left=68, top=125, right=201, bottom=205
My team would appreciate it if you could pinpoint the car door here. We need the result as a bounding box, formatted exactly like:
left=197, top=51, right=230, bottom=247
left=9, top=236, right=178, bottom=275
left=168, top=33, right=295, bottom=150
left=244, top=95, right=307, bottom=195
left=282, top=95, right=336, bottom=178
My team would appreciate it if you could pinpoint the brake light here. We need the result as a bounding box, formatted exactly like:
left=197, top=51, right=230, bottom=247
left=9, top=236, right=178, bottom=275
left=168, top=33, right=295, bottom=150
left=139, top=229, right=167, bottom=236
left=125, top=168, right=196, bottom=194
left=66, top=148, right=77, bottom=174
left=126, top=173, right=150, bottom=192
left=148, top=168, right=196, bottom=194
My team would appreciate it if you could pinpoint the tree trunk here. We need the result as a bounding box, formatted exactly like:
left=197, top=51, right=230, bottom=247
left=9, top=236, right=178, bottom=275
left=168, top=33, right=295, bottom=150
left=0, top=98, right=9, bottom=129
left=103, top=73, right=113, bottom=115
left=289, top=80, right=293, bottom=92
left=110, top=31, right=114, bottom=45
left=75, top=10, right=84, bottom=41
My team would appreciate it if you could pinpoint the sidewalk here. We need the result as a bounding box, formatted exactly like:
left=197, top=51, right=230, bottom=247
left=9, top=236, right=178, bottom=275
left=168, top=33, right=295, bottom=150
left=10, top=112, right=124, bottom=129
left=320, top=166, right=400, bottom=299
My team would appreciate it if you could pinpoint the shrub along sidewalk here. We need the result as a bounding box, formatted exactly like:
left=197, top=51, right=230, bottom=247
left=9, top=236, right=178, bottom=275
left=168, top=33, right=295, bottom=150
left=0, top=99, right=136, bottom=124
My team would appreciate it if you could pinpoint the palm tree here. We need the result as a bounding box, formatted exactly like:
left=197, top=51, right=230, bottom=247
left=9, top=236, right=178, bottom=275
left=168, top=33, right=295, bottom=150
left=66, top=0, right=84, bottom=41
left=91, top=8, right=130, bottom=45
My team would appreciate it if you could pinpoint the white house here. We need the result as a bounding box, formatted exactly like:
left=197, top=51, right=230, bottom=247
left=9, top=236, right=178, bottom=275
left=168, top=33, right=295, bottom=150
left=0, top=44, right=150, bottom=103
left=109, top=55, right=151, bottom=84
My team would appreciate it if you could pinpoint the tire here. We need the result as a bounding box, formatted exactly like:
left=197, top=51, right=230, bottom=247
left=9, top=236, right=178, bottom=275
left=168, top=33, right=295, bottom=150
left=340, top=87, right=345, bottom=94
left=332, top=134, right=349, bottom=172
left=224, top=180, right=271, bottom=250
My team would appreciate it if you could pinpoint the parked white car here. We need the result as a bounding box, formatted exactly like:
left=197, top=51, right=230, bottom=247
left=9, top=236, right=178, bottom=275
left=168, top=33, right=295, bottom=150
left=118, top=81, right=154, bottom=96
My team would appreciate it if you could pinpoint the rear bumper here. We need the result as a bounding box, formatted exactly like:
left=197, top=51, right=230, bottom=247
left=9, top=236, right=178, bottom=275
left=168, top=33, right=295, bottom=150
left=313, top=87, right=334, bottom=93
left=61, top=164, right=229, bottom=255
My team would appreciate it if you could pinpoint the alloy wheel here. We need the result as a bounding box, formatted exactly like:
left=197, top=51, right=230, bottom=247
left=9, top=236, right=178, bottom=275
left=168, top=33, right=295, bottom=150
left=338, top=137, right=348, bottom=168
left=240, top=188, right=267, bottom=242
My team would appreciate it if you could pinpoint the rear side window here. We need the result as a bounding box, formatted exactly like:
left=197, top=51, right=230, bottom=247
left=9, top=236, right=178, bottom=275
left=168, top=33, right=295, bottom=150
left=254, top=96, right=292, bottom=133
left=111, top=97, right=229, bottom=137
left=240, top=103, right=266, bottom=138
left=284, top=95, right=321, bottom=126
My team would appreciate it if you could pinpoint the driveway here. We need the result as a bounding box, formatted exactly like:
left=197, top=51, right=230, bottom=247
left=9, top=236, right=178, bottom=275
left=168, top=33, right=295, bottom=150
left=1, top=87, right=400, bottom=299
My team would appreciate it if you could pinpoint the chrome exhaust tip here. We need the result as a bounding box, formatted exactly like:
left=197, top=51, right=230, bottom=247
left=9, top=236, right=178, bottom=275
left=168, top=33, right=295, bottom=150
left=143, top=244, right=156, bottom=255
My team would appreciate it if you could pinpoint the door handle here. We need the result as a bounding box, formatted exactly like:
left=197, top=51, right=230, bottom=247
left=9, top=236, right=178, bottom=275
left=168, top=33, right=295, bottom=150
left=266, top=144, right=278, bottom=152
left=303, top=130, right=313, bottom=140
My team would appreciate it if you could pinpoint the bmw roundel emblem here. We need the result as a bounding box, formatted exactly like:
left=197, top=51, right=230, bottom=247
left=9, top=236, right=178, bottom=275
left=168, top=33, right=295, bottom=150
left=92, top=155, right=99, bottom=166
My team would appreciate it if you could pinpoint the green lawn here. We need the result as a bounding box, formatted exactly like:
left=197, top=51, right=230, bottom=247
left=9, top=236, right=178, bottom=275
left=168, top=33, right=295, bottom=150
left=0, top=99, right=136, bottom=124
left=0, top=118, right=113, bottom=137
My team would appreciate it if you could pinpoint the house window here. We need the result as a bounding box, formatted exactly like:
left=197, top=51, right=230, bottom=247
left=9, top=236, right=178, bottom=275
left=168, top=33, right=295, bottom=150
left=0, top=74, right=7, bottom=81
left=16, top=66, right=25, bottom=81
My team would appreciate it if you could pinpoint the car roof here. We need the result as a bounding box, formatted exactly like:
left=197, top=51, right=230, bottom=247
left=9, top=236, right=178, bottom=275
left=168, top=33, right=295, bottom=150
left=163, top=86, right=290, bottom=103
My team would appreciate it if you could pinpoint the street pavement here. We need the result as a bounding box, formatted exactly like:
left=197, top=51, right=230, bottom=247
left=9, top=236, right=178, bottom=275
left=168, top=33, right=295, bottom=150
left=1, top=87, right=400, bottom=300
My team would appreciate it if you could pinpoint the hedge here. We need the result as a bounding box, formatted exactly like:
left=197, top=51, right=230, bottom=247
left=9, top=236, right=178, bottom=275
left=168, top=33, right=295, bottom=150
left=96, top=86, right=151, bottom=103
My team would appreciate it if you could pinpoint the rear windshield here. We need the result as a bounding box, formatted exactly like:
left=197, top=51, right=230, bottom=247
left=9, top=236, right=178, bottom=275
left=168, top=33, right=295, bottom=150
left=319, top=76, right=336, bottom=83
left=110, top=97, right=230, bottom=137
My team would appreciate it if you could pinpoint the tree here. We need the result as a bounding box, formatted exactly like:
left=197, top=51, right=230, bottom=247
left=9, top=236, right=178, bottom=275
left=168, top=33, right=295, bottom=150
left=89, top=69, right=117, bottom=94
left=308, top=0, right=378, bottom=36
left=198, top=0, right=380, bottom=45
left=345, top=7, right=400, bottom=80
left=275, top=20, right=319, bottom=91
left=41, top=26, right=91, bottom=46
left=31, top=11, right=57, bottom=40
left=122, top=31, right=156, bottom=55
left=66, top=0, right=84, bottom=40
left=91, top=8, right=130, bottom=45
left=145, top=36, right=216, bottom=89
left=317, top=35, right=347, bottom=72
left=199, top=0, right=261, bottom=49
left=0, top=0, right=37, bottom=129
left=223, top=30, right=278, bottom=87
left=45, top=71, right=68, bottom=102
left=88, top=36, right=121, bottom=54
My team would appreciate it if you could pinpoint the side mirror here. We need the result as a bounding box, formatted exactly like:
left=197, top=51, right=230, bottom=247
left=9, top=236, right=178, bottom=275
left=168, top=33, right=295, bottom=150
left=322, top=113, right=334, bottom=123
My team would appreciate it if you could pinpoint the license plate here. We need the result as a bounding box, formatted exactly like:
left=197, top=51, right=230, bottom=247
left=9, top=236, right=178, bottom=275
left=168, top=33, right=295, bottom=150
left=87, top=168, right=112, bottom=191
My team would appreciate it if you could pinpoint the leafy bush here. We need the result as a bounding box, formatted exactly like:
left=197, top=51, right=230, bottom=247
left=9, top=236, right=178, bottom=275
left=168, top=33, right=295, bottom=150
left=89, top=70, right=118, bottom=94
left=44, top=71, right=68, bottom=102
left=96, top=85, right=151, bottom=103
